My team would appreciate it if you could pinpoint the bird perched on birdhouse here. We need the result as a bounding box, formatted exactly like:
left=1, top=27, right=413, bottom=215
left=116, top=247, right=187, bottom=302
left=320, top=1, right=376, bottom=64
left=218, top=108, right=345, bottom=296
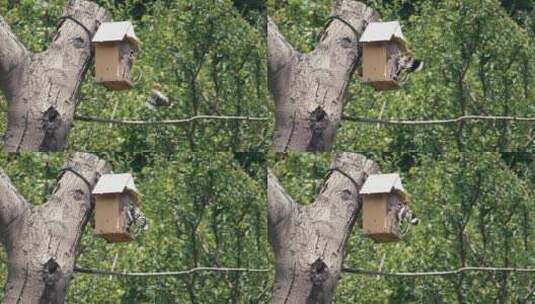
left=125, top=204, right=148, bottom=236
left=146, top=83, right=172, bottom=110
left=393, top=54, right=423, bottom=83
left=359, top=173, right=411, bottom=242
left=91, top=173, right=146, bottom=243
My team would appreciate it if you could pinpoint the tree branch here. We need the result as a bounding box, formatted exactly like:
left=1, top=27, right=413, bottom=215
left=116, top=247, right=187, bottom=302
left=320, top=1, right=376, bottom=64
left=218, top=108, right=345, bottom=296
left=74, top=114, right=269, bottom=126
left=2, top=152, right=110, bottom=304
left=0, top=15, right=29, bottom=92
left=342, top=266, right=535, bottom=277
left=74, top=266, right=270, bottom=277
left=267, top=168, right=298, bottom=250
left=51, top=0, right=110, bottom=53
left=1, top=0, right=110, bottom=152
left=0, top=169, right=29, bottom=244
left=39, top=152, right=110, bottom=254
left=342, top=114, right=535, bottom=125
left=269, top=153, right=379, bottom=303
left=44, top=152, right=110, bottom=209
left=318, top=0, right=380, bottom=51
left=268, top=0, right=380, bottom=151
left=267, top=17, right=295, bottom=95
left=267, top=169, right=297, bottom=226
left=314, top=152, right=379, bottom=212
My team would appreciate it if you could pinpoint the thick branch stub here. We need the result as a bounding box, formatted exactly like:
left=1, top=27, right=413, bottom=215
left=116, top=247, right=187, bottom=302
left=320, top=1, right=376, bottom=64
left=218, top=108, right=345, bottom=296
left=0, top=169, right=29, bottom=244
left=269, top=0, right=380, bottom=152
left=1, top=0, right=111, bottom=152
left=267, top=169, right=297, bottom=224
left=2, top=152, right=110, bottom=304
left=267, top=17, right=295, bottom=100
left=269, top=153, right=380, bottom=304
left=0, top=16, right=28, bottom=85
left=267, top=169, right=298, bottom=251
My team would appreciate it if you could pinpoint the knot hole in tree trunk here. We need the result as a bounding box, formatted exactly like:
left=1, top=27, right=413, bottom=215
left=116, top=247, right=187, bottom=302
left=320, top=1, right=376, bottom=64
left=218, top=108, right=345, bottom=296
left=40, top=258, right=67, bottom=303
left=72, top=37, right=86, bottom=49
left=307, top=258, right=330, bottom=303
left=310, top=258, right=329, bottom=286
left=39, top=106, right=63, bottom=151
left=42, top=258, right=60, bottom=284
left=72, top=189, right=85, bottom=200
left=307, top=106, right=330, bottom=151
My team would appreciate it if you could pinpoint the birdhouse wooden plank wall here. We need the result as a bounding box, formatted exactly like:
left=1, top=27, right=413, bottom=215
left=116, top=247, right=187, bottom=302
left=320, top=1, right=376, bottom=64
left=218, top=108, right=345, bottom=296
left=362, top=43, right=387, bottom=83
left=92, top=173, right=142, bottom=243
left=92, top=21, right=140, bottom=91
left=359, top=21, right=409, bottom=91
left=360, top=173, right=408, bottom=243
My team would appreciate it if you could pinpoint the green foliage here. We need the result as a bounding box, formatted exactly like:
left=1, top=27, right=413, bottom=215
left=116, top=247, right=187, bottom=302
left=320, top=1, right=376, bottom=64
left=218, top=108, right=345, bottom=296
left=269, top=152, right=534, bottom=303
left=0, top=0, right=269, bottom=151
left=269, top=0, right=535, bottom=151
left=2, top=0, right=535, bottom=302
left=0, top=152, right=270, bottom=303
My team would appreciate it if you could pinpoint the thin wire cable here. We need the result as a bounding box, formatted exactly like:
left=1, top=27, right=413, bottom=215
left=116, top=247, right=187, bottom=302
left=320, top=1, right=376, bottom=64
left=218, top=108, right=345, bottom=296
left=74, top=266, right=271, bottom=277
left=73, top=265, right=535, bottom=278
left=57, top=16, right=93, bottom=42
left=317, top=14, right=365, bottom=43
left=74, top=114, right=269, bottom=126
left=325, top=15, right=360, bottom=39
left=325, top=168, right=360, bottom=191
left=57, top=167, right=92, bottom=191
left=342, top=266, right=535, bottom=277
left=342, top=114, right=535, bottom=125
left=73, top=114, right=535, bottom=127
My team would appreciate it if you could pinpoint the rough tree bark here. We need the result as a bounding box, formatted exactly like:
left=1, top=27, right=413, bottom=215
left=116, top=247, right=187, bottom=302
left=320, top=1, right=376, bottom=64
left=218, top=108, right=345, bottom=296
left=0, top=0, right=110, bottom=152
left=268, top=0, right=380, bottom=152
left=0, top=152, right=110, bottom=304
left=268, top=153, right=379, bottom=303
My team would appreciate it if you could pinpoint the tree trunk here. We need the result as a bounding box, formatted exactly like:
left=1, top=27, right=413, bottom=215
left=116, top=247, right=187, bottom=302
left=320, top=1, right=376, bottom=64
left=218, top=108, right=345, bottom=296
left=268, top=0, right=380, bottom=152
left=268, top=153, right=379, bottom=303
left=0, top=152, right=110, bottom=304
left=0, top=0, right=110, bottom=152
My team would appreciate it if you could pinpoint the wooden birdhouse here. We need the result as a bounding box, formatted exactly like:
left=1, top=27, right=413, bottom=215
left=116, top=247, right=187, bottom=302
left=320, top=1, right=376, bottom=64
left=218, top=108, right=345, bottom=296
left=360, top=173, right=409, bottom=243
left=92, top=21, right=140, bottom=91
left=92, top=173, right=142, bottom=243
left=359, top=21, right=409, bottom=91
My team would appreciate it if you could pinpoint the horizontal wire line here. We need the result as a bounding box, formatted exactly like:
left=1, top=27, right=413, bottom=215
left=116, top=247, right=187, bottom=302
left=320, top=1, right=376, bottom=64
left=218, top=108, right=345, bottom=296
left=342, top=266, right=535, bottom=277
left=342, top=115, right=535, bottom=125
left=74, top=266, right=535, bottom=278
left=74, top=266, right=271, bottom=277
left=74, top=114, right=269, bottom=126
left=74, top=114, right=535, bottom=126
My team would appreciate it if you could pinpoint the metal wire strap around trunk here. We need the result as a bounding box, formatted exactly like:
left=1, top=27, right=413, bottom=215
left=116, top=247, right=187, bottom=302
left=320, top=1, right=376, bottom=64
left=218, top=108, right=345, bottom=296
left=57, top=167, right=93, bottom=191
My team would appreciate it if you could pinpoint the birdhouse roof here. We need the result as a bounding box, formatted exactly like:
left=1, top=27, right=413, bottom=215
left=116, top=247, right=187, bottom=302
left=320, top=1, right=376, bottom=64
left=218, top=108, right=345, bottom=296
left=92, top=173, right=141, bottom=202
left=359, top=21, right=405, bottom=44
left=92, top=21, right=140, bottom=47
left=360, top=173, right=407, bottom=199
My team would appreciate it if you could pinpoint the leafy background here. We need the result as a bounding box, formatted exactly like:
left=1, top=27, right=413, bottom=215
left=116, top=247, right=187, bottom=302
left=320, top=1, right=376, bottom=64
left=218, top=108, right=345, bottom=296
left=3, top=151, right=533, bottom=303
left=0, top=152, right=270, bottom=303
left=2, top=0, right=535, bottom=302
left=0, top=0, right=269, bottom=152
left=269, top=152, right=535, bottom=303
left=268, top=0, right=535, bottom=152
